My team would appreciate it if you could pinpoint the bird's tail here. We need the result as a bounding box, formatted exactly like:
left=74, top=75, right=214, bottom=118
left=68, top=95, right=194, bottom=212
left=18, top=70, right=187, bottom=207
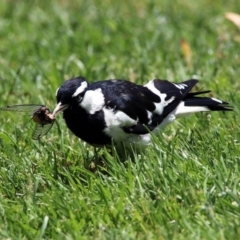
left=175, top=92, right=233, bottom=117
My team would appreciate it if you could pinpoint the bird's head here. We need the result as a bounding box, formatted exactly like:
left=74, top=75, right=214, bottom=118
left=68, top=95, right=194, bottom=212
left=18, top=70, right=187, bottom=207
left=53, top=76, right=89, bottom=116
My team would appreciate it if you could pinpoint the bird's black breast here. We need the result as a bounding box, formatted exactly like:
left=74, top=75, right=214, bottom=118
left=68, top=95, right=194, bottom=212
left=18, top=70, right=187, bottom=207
left=63, top=107, right=111, bottom=145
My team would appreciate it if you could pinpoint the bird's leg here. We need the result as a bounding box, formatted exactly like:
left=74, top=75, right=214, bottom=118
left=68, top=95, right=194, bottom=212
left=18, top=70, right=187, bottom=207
left=88, top=147, right=108, bottom=173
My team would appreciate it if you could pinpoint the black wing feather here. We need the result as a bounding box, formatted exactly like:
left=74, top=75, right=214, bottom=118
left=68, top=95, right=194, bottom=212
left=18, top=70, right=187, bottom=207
left=89, top=79, right=203, bottom=135
left=90, top=80, right=159, bottom=123
left=153, top=79, right=199, bottom=118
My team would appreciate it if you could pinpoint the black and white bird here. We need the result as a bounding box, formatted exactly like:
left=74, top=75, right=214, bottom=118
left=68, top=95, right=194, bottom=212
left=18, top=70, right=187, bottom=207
left=53, top=76, right=232, bottom=150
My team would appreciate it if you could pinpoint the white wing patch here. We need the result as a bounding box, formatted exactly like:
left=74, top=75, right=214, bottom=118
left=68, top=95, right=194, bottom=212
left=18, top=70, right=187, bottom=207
left=164, top=96, right=175, bottom=107
left=103, top=108, right=137, bottom=141
left=147, top=111, right=152, bottom=124
left=173, top=83, right=188, bottom=89
left=144, top=80, right=160, bottom=96
left=211, top=98, right=222, bottom=104
left=80, top=88, right=105, bottom=114
left=103, top=108, right=151, bottom=148
left=145, top=80, right=175, bottom=115
left=72, top=81, right=88, bottom=97
left=154, top=113, right=176, bottom=131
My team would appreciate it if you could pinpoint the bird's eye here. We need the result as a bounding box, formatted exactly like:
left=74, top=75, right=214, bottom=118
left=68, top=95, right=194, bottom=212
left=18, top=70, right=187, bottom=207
left=75, top=94, right=83, bottom=103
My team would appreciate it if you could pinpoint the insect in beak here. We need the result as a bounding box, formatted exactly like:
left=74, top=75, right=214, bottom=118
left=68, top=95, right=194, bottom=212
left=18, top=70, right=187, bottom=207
left=52, top=102, right=69, bottom=117
left=0, top=104, right=56, bottom=140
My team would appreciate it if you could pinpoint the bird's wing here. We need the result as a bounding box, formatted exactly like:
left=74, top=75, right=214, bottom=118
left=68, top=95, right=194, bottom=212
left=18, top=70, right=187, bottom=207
left=90, top=79, right=198, bottom=134
left=147, top=79, right=199, bottom=117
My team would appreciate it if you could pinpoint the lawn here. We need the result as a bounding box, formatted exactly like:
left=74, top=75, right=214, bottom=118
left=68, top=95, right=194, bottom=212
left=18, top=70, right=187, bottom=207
left=0, top=0, right=240, bottom=239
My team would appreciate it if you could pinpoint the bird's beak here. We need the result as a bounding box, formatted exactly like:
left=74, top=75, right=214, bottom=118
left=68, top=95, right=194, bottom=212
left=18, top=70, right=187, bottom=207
left=52, top=102, right=69, bottom=117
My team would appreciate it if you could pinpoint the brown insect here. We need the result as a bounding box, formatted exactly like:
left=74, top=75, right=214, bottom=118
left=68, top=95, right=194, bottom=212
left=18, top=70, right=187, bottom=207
left=0, top=105, right=56, bottom=140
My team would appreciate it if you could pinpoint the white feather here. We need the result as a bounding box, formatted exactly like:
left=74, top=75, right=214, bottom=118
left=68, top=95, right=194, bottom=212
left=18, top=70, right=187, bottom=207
left=211, top=98, right=222, bottom=104
left=147, top=111, right=153, bottom=124
left=72, top=81, right=88, bottom=97
left=103, top=108, right=151, bottom=148
left=144, top=80, right=160, bottom=97
left=154, top=113, right=176, bottom=131
left=103, top=108, right=137, bottom=141
left=173, top=83, right=188, bottom=89
left=174, top=101, right=210, bottom=117
left=153, top=101, right=210, bottom=131
left=145, top=80, right=175, bottom=115
left=80, top=88, right=105, bottom=114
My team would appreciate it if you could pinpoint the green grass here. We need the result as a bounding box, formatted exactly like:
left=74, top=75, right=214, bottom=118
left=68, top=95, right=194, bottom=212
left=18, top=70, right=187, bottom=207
left=0, top=0, right=240, bottom=239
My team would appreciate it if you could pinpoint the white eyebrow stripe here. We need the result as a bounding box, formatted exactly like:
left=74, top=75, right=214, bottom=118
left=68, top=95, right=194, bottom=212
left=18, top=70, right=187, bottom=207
left=72, top=81, right=88, bottom=97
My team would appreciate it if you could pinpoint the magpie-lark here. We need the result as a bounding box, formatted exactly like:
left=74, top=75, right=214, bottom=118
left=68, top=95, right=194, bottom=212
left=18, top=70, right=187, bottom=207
left=53, top=76, right=232, bottom=149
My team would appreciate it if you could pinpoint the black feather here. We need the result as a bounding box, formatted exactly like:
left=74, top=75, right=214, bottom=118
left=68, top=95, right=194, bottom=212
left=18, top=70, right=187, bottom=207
left=184, top=97, right=233, bottom=111
left=55, top=77, right=232, bottom=145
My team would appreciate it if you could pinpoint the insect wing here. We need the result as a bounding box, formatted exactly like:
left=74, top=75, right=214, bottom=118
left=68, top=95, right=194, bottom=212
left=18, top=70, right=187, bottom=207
left=0, top=104, right=45, bottom=114
left=1, top=104, right=55, bottom=140
left=32, top=122, right=54, bottom=140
